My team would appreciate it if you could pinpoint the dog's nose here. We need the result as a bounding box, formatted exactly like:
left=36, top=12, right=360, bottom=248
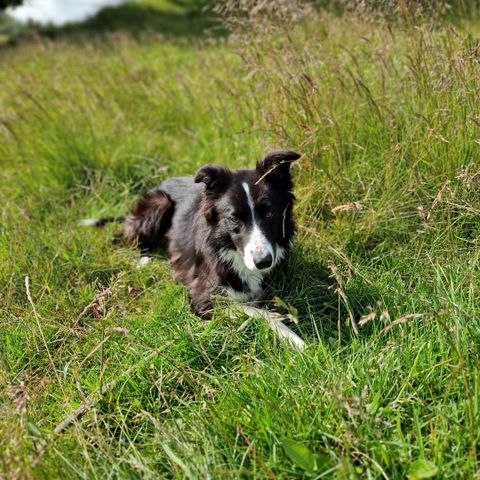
left=253, top=252, right=273, bottom=270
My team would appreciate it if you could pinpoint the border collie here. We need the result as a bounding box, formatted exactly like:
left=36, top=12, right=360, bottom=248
left=84, top=150, right=300, bottom=318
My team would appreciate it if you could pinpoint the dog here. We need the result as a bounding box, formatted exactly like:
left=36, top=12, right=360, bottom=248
left=83, top=150, right=300, bottom=318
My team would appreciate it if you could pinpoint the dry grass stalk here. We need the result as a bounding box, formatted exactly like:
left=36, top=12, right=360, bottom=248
left=426, top=179, right=450, bottom=223
left=216, top=0, right=311, bottom=32
left=331, top=202, right=365, bottom=214
left=53, top=345, right=173, bottom=434
left=281, top=202, right=290, bottom=239
left=25, top=276, right=64, bottom=395
left=359, top=309, right=376, bottom=326
left=328, top=246, right=373, bottom=286
left=31, top=341, right=175, bottom=466
left=417, top=179, right=450, bottom=233
left=380, top=313, right=424, bottom=335
left=328, top=261, right=358, bottom=335
left=75, top=272, right=126, bottom=326
left=254, top=160, right=295, bottom=185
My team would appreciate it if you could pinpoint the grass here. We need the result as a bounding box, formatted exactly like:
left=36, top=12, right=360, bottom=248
left=1, top=0, right=480, bottom=478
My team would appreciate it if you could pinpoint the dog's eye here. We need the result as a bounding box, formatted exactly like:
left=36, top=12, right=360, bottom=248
left=230, top=215, right=240, bottom=224
left=264, top=211, right=273, bottom=218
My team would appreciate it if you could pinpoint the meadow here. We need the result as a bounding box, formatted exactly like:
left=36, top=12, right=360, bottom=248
left=1, top=0, right=480, bottom=478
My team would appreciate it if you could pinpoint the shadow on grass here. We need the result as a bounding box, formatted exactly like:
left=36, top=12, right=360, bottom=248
left=37, top=3, right=225, bottom=41
left=271, top=248, right=382, bottom=344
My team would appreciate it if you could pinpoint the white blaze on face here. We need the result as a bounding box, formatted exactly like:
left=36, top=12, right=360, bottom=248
left=242, top=182, right=274, bottom=271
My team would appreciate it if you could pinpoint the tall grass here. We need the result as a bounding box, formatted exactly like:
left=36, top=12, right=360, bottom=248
left=1, top=1, right=480, bottom=478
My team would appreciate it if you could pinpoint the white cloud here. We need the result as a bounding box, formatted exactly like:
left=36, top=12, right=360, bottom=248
left=7, top=0, right=124, bottom=26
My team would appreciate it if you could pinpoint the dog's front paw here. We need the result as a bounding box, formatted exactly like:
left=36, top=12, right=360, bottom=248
left=137, top=256, right=153, bottom=268
left=191, top=298, right=214, bottom=319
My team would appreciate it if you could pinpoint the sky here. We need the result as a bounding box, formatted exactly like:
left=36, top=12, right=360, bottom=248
left=7, top=0, right=124, bottom=26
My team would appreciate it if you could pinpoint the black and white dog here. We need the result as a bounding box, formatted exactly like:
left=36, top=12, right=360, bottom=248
left=86, top=150, right=300, bottom=317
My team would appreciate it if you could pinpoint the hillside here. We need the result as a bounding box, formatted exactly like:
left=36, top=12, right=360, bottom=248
left=1, top=1, right=480, bottom=478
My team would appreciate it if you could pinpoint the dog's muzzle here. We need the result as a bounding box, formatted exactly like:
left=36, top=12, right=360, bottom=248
left=252, top=252, right=273, bottom=270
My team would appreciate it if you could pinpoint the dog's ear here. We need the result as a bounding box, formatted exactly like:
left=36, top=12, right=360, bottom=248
left=194, top=165, right=232, bottom=194
left=256, top=150, right=301, bottom=186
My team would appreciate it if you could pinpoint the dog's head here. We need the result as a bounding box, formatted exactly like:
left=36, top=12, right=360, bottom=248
left=195, top=150, right=301, bottom=273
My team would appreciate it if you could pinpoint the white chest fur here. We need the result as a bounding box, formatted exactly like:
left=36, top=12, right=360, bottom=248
left=219, top=249, right=265, bottom=301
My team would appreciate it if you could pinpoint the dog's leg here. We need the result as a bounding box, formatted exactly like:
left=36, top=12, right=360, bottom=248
left=188, top=280, right=215, bottom=319
left=230, top=303, right=305, bottom=351
left=190, top=296, right=214, bottom=319
left=124, top=189, right=174, bottom=254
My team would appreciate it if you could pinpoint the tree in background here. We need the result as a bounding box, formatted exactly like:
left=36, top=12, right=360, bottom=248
left=170, top=0, right=217, bottom=12
left=0, top=0, right=23, bottom=9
